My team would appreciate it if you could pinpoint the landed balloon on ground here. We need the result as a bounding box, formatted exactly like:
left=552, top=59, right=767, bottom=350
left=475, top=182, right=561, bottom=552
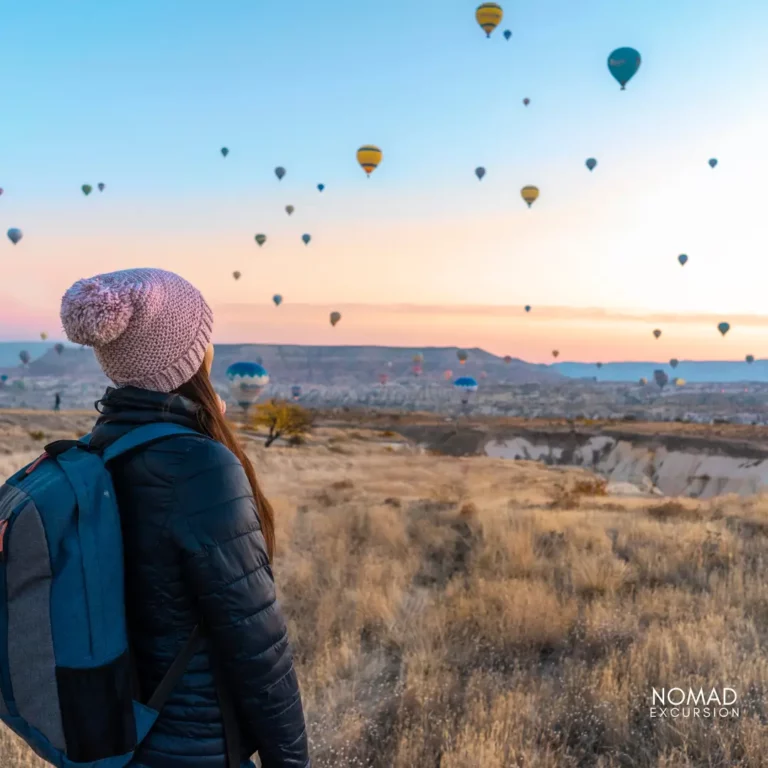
left=607, top=47, right=641, bottom=90
left=475, top=3, right=503, bottom=37
left=678, top=254, right=688, bottom=266
left=718, top=322, right=730, bottom=336
left=275, top=167, right=286, bottom=180
left=586, top=158, right=597, bottom=171
left=330, top=311, right=341, bottom=327
left=357, top=145, right=382, bottom=176
left=475, top=167, right=486, bottom=181
left=255, top=234, right=266, bottom=246
left=521, top=186, right=539, bottom=207
left=273, top=294, right=283, bottom=307
left=7, top=228, right=22, bottom=245
left=226, top=362, right=269, bottom=411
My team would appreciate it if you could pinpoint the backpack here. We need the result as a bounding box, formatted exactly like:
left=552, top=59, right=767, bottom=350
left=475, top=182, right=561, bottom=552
left=0, top=422, right=240, bottom=768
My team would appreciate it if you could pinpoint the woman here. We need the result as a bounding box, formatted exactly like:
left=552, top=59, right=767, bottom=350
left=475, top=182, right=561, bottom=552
left=60, top=268, right=310, bottom=768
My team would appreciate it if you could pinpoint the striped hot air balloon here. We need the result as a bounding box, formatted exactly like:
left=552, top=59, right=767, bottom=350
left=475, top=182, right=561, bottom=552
left=475, top=3, right=503, bottom=37
left=357, top=145, right=382, bottom=176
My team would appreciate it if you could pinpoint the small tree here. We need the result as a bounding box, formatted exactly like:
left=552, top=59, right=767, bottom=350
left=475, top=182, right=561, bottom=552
left=252, top=399, right=313, bottom=447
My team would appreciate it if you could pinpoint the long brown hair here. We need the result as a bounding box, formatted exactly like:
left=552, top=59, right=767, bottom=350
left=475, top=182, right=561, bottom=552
left=174, top=365, right=276, bottom=561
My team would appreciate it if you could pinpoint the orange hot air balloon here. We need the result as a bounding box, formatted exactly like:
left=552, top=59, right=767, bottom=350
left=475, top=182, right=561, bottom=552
left=552, top=350, right=559, bottom=359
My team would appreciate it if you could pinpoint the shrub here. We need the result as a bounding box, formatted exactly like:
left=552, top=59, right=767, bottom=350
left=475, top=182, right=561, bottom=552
left=28, top=430, right=45, bottom=441
left=251, top=400, right=313, bottom=447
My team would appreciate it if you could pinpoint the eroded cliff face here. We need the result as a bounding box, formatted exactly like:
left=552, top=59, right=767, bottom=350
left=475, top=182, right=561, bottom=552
left=484, top=435, right=768, bottom=498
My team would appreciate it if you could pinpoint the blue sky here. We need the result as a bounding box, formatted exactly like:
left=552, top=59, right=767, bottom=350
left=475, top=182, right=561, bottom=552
left=2, top=0, right=768, bottom=358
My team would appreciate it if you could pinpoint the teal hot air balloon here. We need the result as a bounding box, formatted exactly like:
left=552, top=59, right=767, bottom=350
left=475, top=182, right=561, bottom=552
left=255, top=234, right=266, bottom=247
left=718, top=322, right=730, bottom=336
left=586, top=158, right=597, bottom=171
left=275, top=167, right=286, bottom=180
left=670, top=358, right=679, bottom=369
left=82, top=184, right=92, bottom=196
left=226, top=362, right=269, bottom=413
left=746, top=354, right=755, bottom=364
left=475, top=166, right=486, bottom=181
left=678, top=254, right=688, bottom=266
left=221, top=147, right=229, bottom=157
left=454, top=376, right=479, bottom=407
left=709, top=158, right=718, bottom=169
left=524, top=305, right=531, bottom=313
left=7, top=228, right=22, bottom=245
left=302, top=234, right=311, bottom=245
left=317, top=183, right=325, bottom=192
left=608, top=47, right=641, bottom=90
left=273, top=294, right=283, bottom=307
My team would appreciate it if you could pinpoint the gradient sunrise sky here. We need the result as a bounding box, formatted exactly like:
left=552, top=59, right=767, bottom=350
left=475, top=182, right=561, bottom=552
left=2, top=0, right=768, bottom=362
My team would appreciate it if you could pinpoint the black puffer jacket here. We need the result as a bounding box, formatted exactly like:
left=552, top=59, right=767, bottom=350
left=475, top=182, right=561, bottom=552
left=89, top=386, right=310, bottom=768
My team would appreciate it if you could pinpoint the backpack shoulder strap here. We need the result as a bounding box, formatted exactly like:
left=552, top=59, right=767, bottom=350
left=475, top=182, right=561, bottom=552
left=101, top=423, right=206, bottom=464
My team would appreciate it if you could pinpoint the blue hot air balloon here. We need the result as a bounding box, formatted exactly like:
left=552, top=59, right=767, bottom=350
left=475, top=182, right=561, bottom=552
left=273, top=294, right=283, bottom=307
left=475, top=167, right=486, bottom=181
left=524, top=305, right=531, bottom=313
left=275, top=167, right=286, bottom=180
left=226, top=362, right=270, bottom=412
left=291, top=385, right=302, bottom=401
left=708, top=158, right=718, bottom=169
left=454, top=376, right=479, bottom=406
left=607, top=47, right=641, bottom=90
left=717, top=322, right=730, bottom=336
left=7, top=228, right=22, bottom=245
left=302, top=234, right=311, bottom=245
left=503, top=29, right=511, bottom=40
left=678, top=254, right=688, bottom=266
left=586, top=158, right=597, bottom=171
left=317, top=183, right=325, bottom=192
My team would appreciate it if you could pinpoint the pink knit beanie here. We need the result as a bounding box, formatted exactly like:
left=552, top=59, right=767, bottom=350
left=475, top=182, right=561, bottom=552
left=60, top=268, right=213, bottom=392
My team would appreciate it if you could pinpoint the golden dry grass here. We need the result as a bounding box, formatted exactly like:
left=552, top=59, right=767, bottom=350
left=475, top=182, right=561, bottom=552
left=2, top=419, right=768, bottom=766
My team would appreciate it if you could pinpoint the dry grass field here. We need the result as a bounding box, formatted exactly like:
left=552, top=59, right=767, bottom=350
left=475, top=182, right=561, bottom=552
left=3, top=411, right=768, bottom=766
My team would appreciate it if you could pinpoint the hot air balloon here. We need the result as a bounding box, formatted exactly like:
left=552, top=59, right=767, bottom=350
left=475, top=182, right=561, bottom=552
left=586, top=158, right=597, bottom=171
left=0, top=375, right=7, bottom=383
left=523, top=98, right=530, bottom=106
left=273, top=294, right=283, bottom=307
left=653, top=329, right=662, bottom=339
left=221, top=147, right=229, bottom=157
left=653, top=369, right=668, bottom=390
left=233, top=271, right=242, bottom=280
left=503, top=355, right=512, bottom=364
left=607, top=47, right=641, bottom=90
left=255, top=234, right=266, bottom=247
left=596, top=362, right=603, bottom=369
left=98, top=183, right=105, bottom=192
left=330, top=311, right=341, bottom=327
left=443, top=369, right=453, bottom=380
left=40, top=332, right=48, bottom=341
left=521, top=186, right=539, bottom=208
left=19, top=350, right=30, bottom=366
left=639, top=377, right=647, bottom=386
left=317, top=184, right=325, bottom=192
left=457, top=350, right=469, bottom=365
left=7, top=229, right=22, bottom=245
left=302, top=234, right=311, bottom=245
left=412, top=364, right=423, bottom=377
left=475, top=2, right=503, bottom=37
left=475, top=167, right=486, bottom=181
left=503, top=29, right=511, bottom=40
left=226, top=362, right=269, bottom=413
left=275, top=167, right=286, bottom=180
left=82, top=184, right=92, bottom=196
left=747, top=355, right=755, bottom=364
left=0, top=189, right=3, bottom=196
left=413, top=353, right=424, bottom=364
left=675, top=378, right=686, bottom=387
left=357, top=146, right=382, bottom=176
left=291, top=385, right=302, bottom=401
left=524, top=305, right=531, bottom=313
left=678, top=254, right=688, bottom=266
left=708, top=158, right=718, bottom=169
left=454, top=376, right=479, bottom=406
left=552, top=350, right=559, bottom=359
left=670, top=358, right=679, bottom=368
left=285, top=205, right=294, bottom=216
left=379, top=373, right=389, bottom=386
left=54, top=343, right=64, bottom=355
left=718, top=322, right=730, bottom=336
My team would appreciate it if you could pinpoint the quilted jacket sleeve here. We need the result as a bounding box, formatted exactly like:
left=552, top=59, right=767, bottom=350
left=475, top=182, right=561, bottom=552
left=166, top=436, right=310, bottom=768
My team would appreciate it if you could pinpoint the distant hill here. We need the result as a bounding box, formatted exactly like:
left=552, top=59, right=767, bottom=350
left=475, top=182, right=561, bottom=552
left=554, top=360, right=768, bottom=383
left=0, top=343, right=564, bottom=385
left=0, top=341, right=74, bottom=368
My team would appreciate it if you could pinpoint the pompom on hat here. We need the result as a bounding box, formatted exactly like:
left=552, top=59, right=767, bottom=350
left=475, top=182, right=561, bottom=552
left=60, top=268, right=213, bottom=392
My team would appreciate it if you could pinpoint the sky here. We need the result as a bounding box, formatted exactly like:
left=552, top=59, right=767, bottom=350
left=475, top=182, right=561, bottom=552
left=2, top=0, right=768, bottom=362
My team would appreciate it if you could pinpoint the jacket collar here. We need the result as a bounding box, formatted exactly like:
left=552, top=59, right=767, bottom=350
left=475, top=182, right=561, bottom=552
left=93, top=385, right=203, bottom=433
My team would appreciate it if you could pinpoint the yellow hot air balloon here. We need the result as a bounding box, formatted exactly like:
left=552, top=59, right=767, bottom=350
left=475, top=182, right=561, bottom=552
left=475, top=2, right=503, bottom=37
left=521, top=186, right=539, bottom=208
left=40, top=332, right=48, bottom=341
left=357, top=145, right=382, bottom=176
